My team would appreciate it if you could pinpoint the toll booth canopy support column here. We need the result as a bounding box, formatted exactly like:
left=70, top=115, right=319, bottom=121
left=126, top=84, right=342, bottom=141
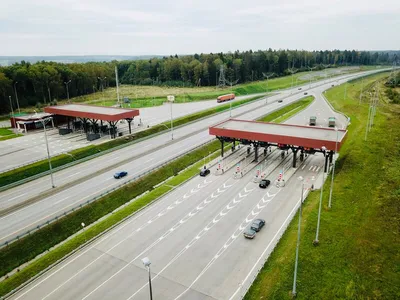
left=126, top=118, right=133, bottom=134
left=292, top=148, right=299, bottom=168
left=324, top=152, right=329, bottom=173
left=218, top=137, right=224, bottom=157
left=254, top=143, right=259, bottom=162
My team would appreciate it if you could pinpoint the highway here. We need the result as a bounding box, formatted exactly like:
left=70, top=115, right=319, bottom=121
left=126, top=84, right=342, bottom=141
left=0, top=94, right=263, bottom=173
left=4, top=69, right=385, bottom=299
left=0, top=69, right=383, bottom=245
left=7, top=133, right=323, bottom=300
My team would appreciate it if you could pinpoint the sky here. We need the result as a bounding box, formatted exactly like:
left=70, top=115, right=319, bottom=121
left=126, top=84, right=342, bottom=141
left=0, top=0, right=399, bottom=56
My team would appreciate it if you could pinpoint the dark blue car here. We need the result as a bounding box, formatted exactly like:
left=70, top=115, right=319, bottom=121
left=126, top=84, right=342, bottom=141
left=114, top=171, right=128, bottom=179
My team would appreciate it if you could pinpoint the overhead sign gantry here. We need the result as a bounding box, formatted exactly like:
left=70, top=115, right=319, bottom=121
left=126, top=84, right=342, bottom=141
left=209, top=119, right=347, bottom=171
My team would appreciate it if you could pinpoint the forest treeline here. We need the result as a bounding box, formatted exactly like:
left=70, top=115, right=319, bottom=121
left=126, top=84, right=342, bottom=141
left=0, top=49, right=398, bottom=114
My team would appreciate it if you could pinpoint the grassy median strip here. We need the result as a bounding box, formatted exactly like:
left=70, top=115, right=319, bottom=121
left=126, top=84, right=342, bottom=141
left=0, top=95, right=262, bottom=188
left=244, top=72, right=400, bottom=299
left=258, top=96, right=314, bottom=123
left=0, top=139, right=227, bottom=296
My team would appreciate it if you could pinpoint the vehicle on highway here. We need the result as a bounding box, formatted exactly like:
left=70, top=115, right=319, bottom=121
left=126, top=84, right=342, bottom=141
left=200, top=168, right=211, bottom=177
left=304, top=92, right=308, bottom=95
left=278, top=99, right=283, bottom=103
left=309, top=116, right=317, bottom=126
left=298, top=87, right=302, bottom=90
left=114, top=171, right=128, bottom=179
left=328, top=117, right=336, bottom=127
left=259, top=179, right=271, bottom=188
left=243, top=227, right=257, bottom=239
left=251, top=219, right=266, bottom=232
left=217, top=93, right=235, bottom=103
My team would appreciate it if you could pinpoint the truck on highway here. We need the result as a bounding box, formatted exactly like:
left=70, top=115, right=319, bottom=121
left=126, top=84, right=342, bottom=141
left=217, top=93, right=235, bottom=103
left=328, top=117, right=336, bottom=127
left=309, top=116, right=317, bottom=126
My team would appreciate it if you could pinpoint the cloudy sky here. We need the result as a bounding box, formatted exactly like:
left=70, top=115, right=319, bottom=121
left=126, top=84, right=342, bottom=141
left=0, top=0, right=399, bottom=56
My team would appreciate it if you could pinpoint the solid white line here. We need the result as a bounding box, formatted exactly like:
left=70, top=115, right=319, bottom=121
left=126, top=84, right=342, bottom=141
left=228, top=191, right=307, bottom=300
left=309, top=165, right=313, bottom=170
left=6, top=193, right=27, bottom=202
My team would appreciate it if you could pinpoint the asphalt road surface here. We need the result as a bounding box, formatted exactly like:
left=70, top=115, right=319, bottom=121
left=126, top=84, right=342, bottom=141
left=0, top=69, right=385, bottom=245
left=0, top=94, right=263, bottom=173
left=4, top=69, right=385, bottom=299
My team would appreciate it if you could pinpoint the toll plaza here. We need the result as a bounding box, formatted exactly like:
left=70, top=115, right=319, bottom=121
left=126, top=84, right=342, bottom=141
left=44, top=104, right=140, bottom=140
left=209, top=119, right=347, bottom=172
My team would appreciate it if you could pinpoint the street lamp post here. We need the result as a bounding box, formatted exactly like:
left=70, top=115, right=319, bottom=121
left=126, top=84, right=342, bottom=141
left=39, top=118, right=55, bottom=188
left=98, top=77, right=107, bottom=106
left=314, top=146, right=326, bottom=245
left=292, top=176, right=304, bottom=297
left=262, top=72, right=275, bottom=104
left=167, top=95, right=174, bottom=140
left=308, top=66, right=316, bottom=88
left=328, top=128, right=339, bottom=209
left=8, top=95, right=14, bottom=118
left=142, top=257, right=153, bottom=300
left=14, top=82, right=21, bottom=114
left=64, top=80, right=71, bottom=103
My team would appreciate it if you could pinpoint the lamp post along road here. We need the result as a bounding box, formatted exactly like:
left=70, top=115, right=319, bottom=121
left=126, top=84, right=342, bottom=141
left=8, top=95, right=14, bottom=118
left=64, top=80, right=71, bottom=103
left=292, top=176, right=304, bottom=297
left=14, top=82, right=21, bottom=114
left=314, top=146, right=326, bottom=245
left=142, top=257, right=153, bottom=300
left=167, top=95, right=175, bottom=140
left=328, top=128, right=339, bottom=208
left=40, top=118, right=55, bottom=188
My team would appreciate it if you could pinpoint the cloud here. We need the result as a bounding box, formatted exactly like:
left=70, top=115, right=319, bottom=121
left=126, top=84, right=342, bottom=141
left=0, top=0, right=399, bottom=55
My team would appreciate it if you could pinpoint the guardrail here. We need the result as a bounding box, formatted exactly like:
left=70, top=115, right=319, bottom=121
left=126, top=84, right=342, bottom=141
left=236, top=187, right=312, bottom=299
left=0, top=95, right=267, bottom=192
left=0, top=139, right=215, bottom=249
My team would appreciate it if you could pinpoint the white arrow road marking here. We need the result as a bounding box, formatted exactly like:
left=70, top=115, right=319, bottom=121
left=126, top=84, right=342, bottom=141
left=172, top=188, right=282, bottom=300
left=125, top=184, right=256, bottom=300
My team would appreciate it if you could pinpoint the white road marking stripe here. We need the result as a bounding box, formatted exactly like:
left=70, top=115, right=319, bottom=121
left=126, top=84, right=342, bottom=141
left=6, top=193, right=27, bottom=202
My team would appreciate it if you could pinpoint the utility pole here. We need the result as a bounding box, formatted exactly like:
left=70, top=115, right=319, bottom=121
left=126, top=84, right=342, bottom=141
left=328, top=129, right=339, bottom=209
left=314, top=146, right=326, bottom=245
left=359, top=78, right=364, bottom=105
left=218, top=65, right=226, bottom=88
left=8, top=95, right=14, bottom=118
left=14, top=82, right=21, bottom=114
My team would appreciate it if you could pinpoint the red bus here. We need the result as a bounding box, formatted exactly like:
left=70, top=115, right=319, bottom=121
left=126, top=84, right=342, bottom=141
left=217, top=93, right=235, bottom=103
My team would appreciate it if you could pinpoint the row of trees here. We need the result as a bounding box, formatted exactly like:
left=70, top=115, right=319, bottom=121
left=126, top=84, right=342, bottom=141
left=1, top=49, right=398, bottom=115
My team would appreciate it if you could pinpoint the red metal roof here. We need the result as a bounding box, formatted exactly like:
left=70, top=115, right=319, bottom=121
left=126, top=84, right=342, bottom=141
left=209, top=119, right=347, bottom=151
left=44, top=104, right=139, bottom=122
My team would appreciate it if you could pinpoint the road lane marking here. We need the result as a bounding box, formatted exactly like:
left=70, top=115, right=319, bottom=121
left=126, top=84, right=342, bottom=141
left=80, top=178, right=234, bottom=300
left=6, top=193, right=27, bottom=202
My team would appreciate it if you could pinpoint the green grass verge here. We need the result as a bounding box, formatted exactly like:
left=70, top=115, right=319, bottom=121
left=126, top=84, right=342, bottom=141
left=258, top=96, right=314, bottom=123
left=0, top=140, right=227, bottom=296
left=0, top=128, right=14, bottom=136
left=0, top=128, right=23, bottom=141
left=244, top=71, right=400, bottom=299
left=0, top=95, right=262, bottom=188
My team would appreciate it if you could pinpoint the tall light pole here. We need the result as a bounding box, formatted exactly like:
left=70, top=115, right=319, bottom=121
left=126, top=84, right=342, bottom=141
left=167, top=95, right=174, bottom=140
left=225, top=78, right=238, bottom=118
left=14, top=82, right=21, bottom=114
left=142, top=257, right=153, bottom=300
left=314, top=146, right=326, bottom=245
left=288, top=68, right=297, bottom=94
left=328, top=128, right=339, bottom=209
left=307, top=66, right=316, bottom=88
left=98, top=77, right=107, bottom=106
left=292, top=176, right=304, bottom=297
left=8, top=95, right=14, bottom=118
left=262, top=72, right=275, bottom=104
left=64, top=80, right=71, bottom=103
left=38, top=118, right=55, bottom=188
left=359, top=78, right=364, bottom=105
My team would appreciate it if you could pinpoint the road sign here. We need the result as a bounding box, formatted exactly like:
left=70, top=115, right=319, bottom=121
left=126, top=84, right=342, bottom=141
left=167, top=95, right=175, bottom=102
